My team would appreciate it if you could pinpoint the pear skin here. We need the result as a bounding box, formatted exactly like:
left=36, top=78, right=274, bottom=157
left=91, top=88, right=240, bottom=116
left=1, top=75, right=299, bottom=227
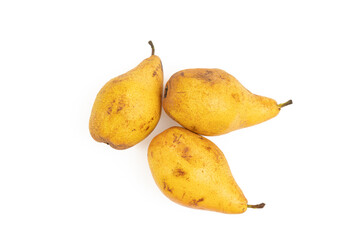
left=89, top=41, right=163, bottom=150
left=163, top=69, right=292, bottom=136
left=147, top=126, right=264, bottom=214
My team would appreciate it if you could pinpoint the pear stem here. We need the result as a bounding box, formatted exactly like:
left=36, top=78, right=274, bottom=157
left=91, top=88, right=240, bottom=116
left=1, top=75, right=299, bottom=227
left=247, top=203, right=266, bottom=209
left=148, top=40, right=155, bottom=56
left=278, top=99, right=293, bottom=109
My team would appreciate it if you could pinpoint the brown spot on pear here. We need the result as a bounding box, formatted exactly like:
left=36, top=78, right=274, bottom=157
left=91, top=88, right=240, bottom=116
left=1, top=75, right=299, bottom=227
left=173, top=168, right=186, bottom=177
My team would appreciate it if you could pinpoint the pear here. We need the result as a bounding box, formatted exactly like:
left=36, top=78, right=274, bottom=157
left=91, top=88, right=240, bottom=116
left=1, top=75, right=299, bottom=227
left=89, top=41, right=163, bottom=150
left=163, top=68, right=292, bottom=136
left=148, top=126, right=265, bottom=214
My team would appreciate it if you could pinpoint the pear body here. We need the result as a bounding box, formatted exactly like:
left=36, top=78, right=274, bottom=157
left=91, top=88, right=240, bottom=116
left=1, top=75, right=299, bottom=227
left=148, top=127, right=249, bottom=214
left=89, top=55, right=163, bottom=149
left=163, top=68, right=282, bottom=136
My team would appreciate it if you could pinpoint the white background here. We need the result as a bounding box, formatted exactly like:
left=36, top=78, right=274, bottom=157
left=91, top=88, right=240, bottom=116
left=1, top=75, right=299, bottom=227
left=1, top=0, right=359, bottom=239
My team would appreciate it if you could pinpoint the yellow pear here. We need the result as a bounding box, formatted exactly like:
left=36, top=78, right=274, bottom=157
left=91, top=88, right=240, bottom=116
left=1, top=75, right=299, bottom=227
left=163, top=68, right=292, bottom=136
left=148, top=126, right=265, bottom=214
left=89, top=41, right=163, bottom=150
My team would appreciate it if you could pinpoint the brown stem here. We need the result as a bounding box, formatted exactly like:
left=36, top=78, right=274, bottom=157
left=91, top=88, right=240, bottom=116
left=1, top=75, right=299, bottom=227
left=247, top=203, right=265, bottom=209
left=148, top=40, right=155, bottom=56
left=278, top=99, right=293, bottom=109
